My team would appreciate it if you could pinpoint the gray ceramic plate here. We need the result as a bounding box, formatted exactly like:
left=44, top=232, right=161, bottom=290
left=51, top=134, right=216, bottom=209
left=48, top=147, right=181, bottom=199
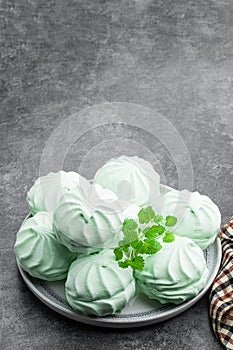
left=16, top=237, right=221, bottom=328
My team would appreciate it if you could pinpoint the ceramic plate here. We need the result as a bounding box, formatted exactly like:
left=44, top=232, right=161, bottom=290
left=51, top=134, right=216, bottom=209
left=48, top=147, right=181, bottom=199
left=16, top=237, right=221, bottom=328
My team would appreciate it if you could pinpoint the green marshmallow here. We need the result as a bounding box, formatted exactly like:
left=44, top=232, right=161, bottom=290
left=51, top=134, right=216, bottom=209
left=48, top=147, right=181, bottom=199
left=134, top=236, right=209, bottom=305
left=93, top=155, right=161, bottom=206
left=155, top=189, right=221, bottom=250
left=27, top=170, right=82, bottom=215
left=53, top=181, right=139, bottom=253
left=15, top=212, right=76, bottom=281
left=65, top=250, right=136, bottom=316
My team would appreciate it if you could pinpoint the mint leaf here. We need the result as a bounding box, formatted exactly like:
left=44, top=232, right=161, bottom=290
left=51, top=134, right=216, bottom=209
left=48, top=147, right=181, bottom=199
left=163, top=231, right=175, bottom=243
left=138, top=206, right=155, bottom=224
left=131, top=240, right=144, bottom=251
left=121, top=219, right=138, bottom=243
left=143, top=225, right=165, bottom=238
left=153, top=225, right=166, bottom=235
left=131, top=240, right=140, bottom=249
left=142, top=226, right=153, bottom=238
left=165, top=216, right=177, bottom=227
left=155, top=225, right=166, bottom=235
left=130, top=239, right=159, bottom=253
left=118, top=260, right=131, bottom=268
left=121, top=231, right=138, bottom=244
left=137, top=238, right=162, bottom=254
left=121, top=243, right=130, bottom=252
left=113, top=247, right=123, bottom=261
left=154, top=215, right=163, bottom=223
left=129, top=256, right=144, bottom=271
left=122, top=218, right=138, bottom=234
left=145, top=239, right=162, bottom=254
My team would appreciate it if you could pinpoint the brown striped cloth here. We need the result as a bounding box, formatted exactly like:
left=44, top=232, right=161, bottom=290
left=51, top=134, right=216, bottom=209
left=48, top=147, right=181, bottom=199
left=210, top=217, right=233, bottom=349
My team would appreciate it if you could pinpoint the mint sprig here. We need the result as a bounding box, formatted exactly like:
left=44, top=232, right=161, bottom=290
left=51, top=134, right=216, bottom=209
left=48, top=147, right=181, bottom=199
left=114, top=206, right=176, bottom=271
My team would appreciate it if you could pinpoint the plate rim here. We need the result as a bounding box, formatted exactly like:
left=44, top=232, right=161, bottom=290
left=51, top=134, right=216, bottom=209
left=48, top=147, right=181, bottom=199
left=16, top=237, right=222, bottom=328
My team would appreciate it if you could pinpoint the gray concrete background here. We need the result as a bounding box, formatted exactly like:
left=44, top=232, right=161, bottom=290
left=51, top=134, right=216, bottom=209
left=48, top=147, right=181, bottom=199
left=1, top=0, right=232, bottom=349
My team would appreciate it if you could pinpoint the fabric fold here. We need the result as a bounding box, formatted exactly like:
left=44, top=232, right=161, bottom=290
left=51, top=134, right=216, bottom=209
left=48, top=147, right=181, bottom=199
left=210, top=217, right=233, bottom=349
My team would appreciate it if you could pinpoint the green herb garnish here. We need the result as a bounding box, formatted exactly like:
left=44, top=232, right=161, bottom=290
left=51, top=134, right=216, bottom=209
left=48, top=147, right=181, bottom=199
left=114, top=206, right=176, bottom=271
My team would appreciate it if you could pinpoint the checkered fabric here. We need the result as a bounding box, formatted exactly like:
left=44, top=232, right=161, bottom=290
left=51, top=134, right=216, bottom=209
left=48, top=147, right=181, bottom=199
left=210, top=217, right=233, bottom=349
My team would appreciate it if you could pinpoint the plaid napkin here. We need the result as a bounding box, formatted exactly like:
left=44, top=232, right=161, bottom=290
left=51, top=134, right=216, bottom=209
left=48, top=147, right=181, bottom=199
left=210, top=217, right=233, bottom=349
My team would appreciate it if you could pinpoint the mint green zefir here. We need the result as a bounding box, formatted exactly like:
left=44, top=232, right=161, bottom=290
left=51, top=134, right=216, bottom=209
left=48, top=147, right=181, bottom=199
left=155, top=189, right=221, bottom=250
left=65, top=250, right=136, bottom=316
left=27, top=170, right=82, bottom=215
left=93, top=155, right=161, bottom=206
left=53, top=180, right=139, bottom=254
left=134, top=236, right=209, bottom=305
left=15, top=212, right=76, bottom=281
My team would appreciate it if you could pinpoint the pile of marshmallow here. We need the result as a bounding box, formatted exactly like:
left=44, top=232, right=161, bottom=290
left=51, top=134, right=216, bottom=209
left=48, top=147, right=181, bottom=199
left=15, top=156, right=221, bottom=316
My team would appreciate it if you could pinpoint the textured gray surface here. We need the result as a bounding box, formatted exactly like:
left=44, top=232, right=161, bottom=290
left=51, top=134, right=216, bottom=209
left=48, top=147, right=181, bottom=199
left=1, top=0, right=232, bottom=349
